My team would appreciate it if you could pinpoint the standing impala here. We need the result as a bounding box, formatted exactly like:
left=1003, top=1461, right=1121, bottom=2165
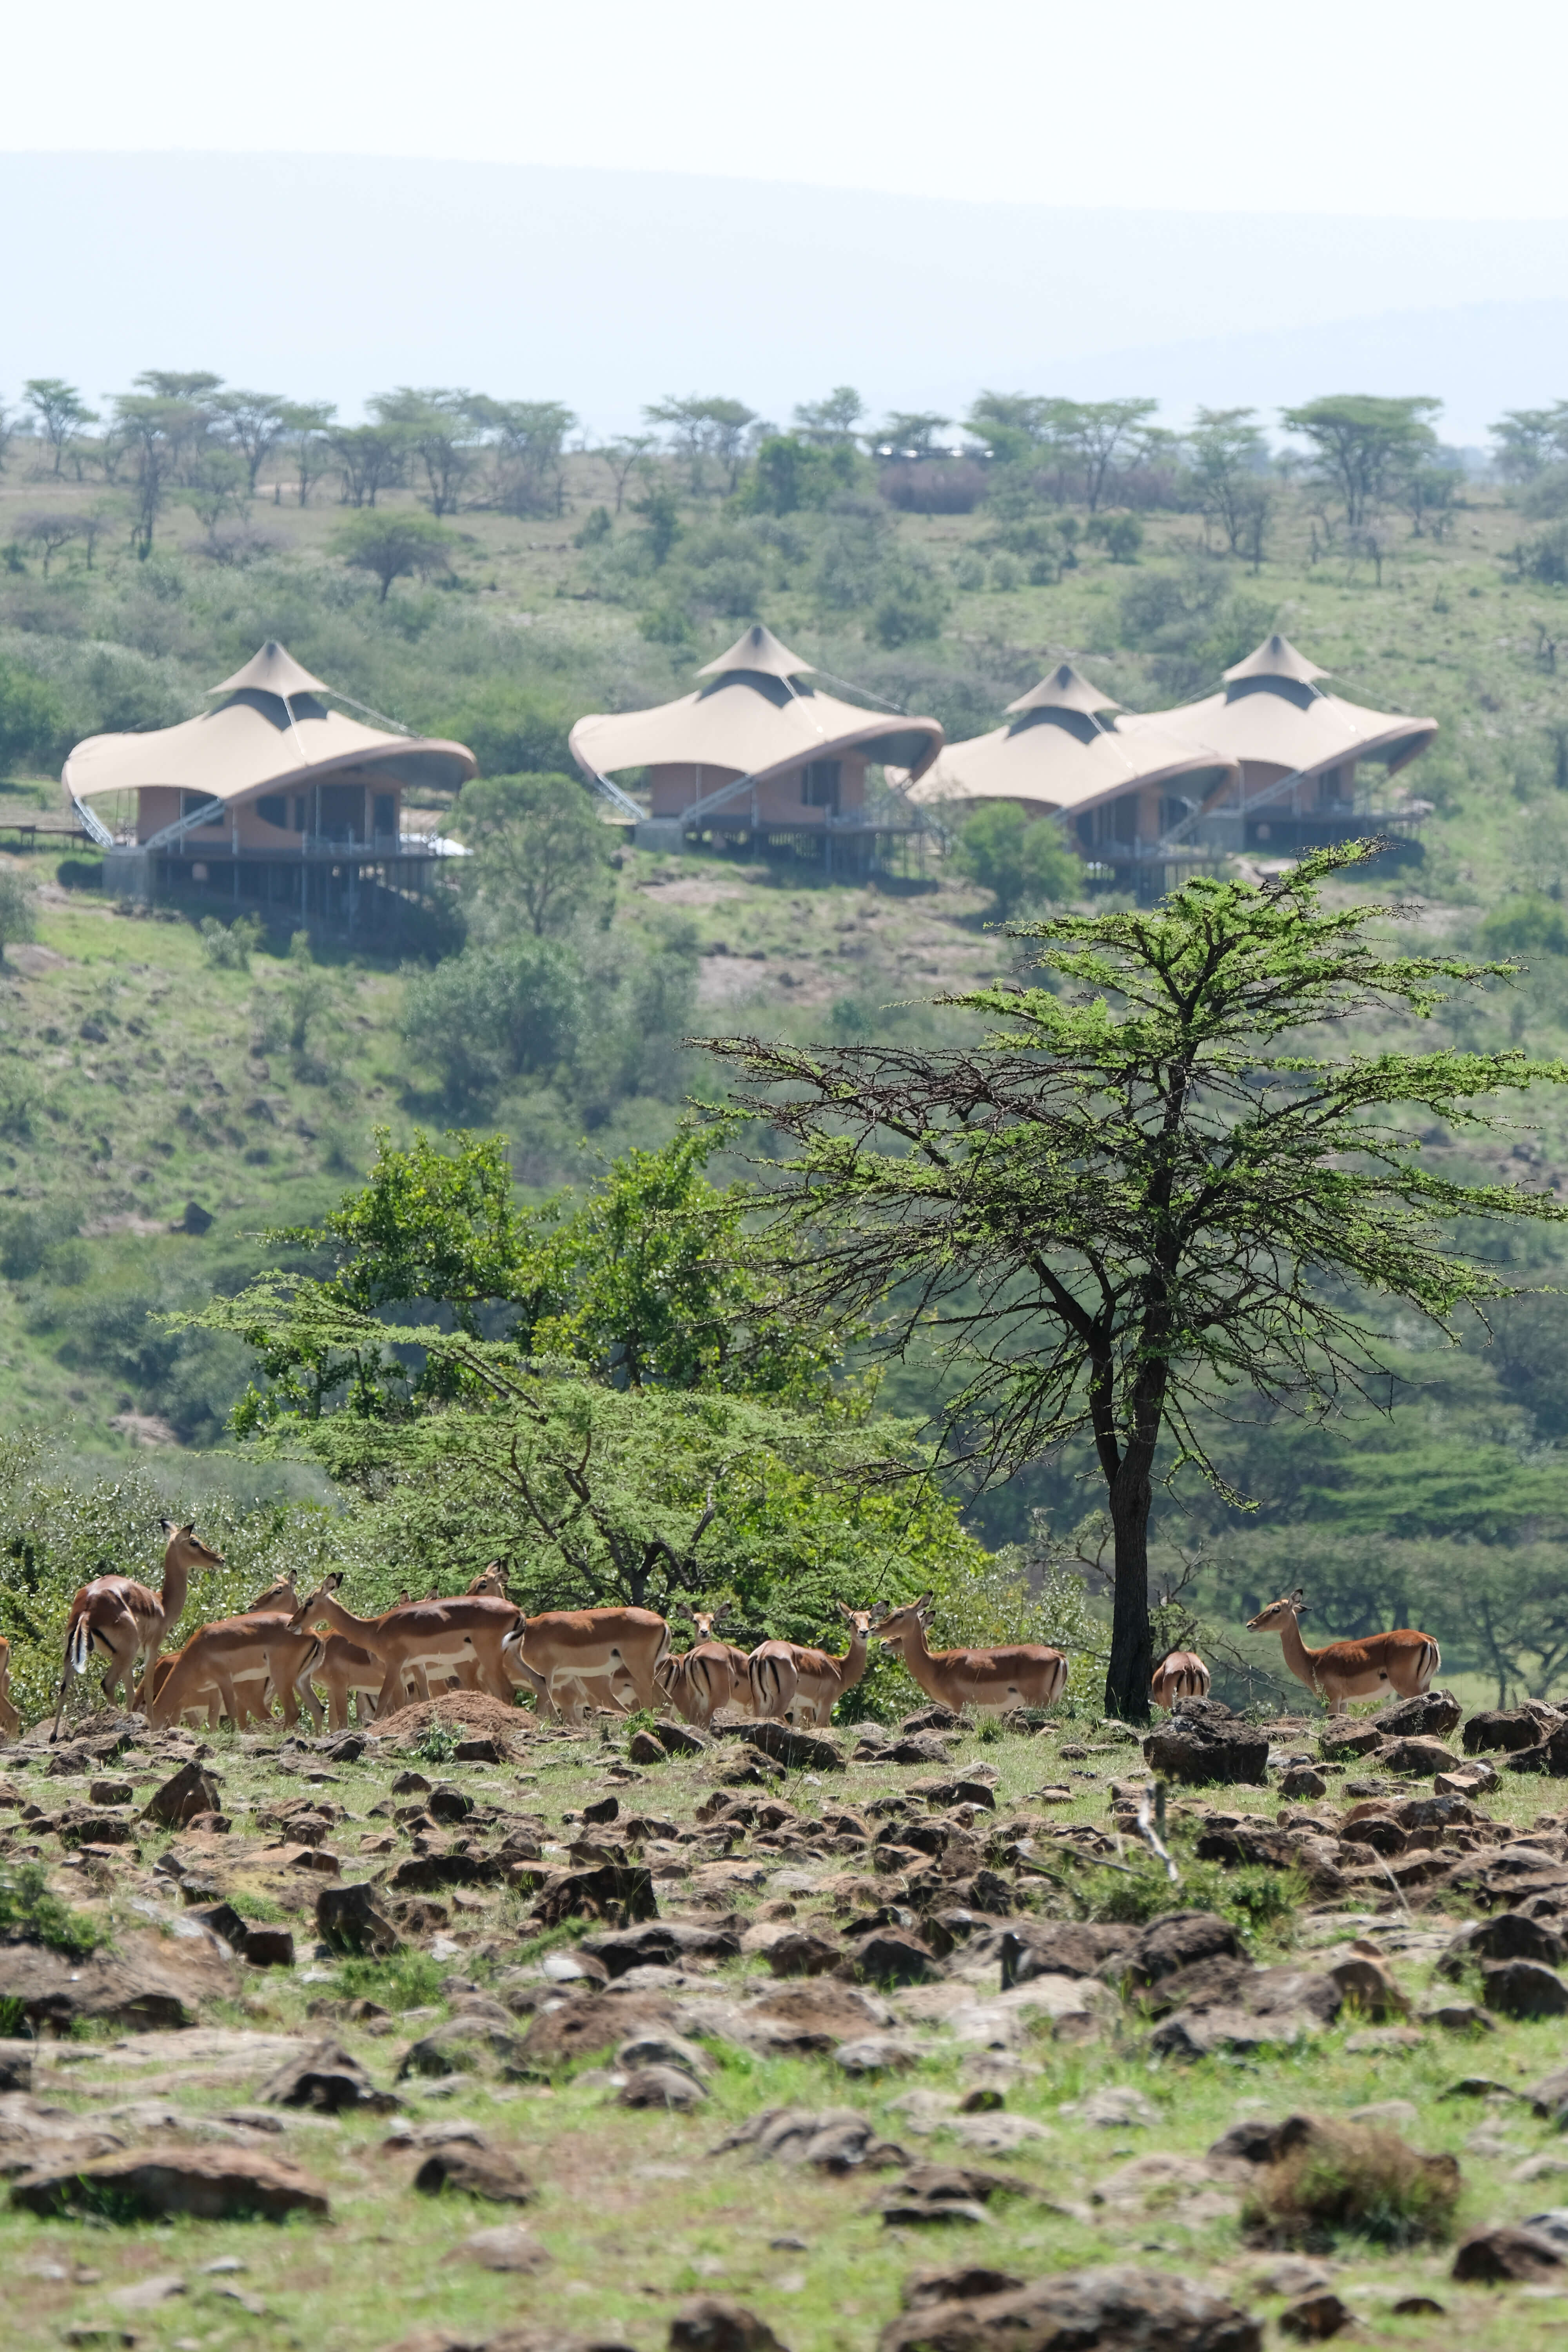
left=871, top=1592, right=1068, bottom=1716
left=1151, top=1650, right=1211, bottom=1710
left=287, top=1576, right=521, bottom=1714
left=750, top=1605, right=874, bottom=1728
left=660, top=1608, right=754, bottom=1729
left=501, top=1605, right=670, bottom=1720
left=1247, top=1589, right=1440, bottom=1709
left=52, top=1519, right=225, bottom=1737
left=149, top=1600, right=326, bottom=1734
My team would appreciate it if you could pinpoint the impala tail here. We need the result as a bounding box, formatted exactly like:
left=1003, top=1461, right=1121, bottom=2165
left=68, top=1612, right=91, bottom=1675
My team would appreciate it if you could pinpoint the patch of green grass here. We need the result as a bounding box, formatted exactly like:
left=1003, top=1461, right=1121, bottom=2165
left=229, top=1890, right=286, bottom=1922
left=334, top=1951, right=447, bottom=2010
left=0, top=1861, right=102, bottom=1957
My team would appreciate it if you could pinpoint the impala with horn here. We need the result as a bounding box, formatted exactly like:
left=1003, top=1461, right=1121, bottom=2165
left=287, top=1575, right=521, bottom=1714
left=1247, top=1589, right=1439, bottom=1709
left=52, top=1519, right=225, bottom=1737
left=870, top=1592, right=1068, bottom=1715
left=1150, top=1650, right=1211, bottom=1710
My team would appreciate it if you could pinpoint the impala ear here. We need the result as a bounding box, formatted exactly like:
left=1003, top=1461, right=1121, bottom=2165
left=1289, top=1587, right=1304, bottom=1604
left=160, top=1517, right=177, bottom=1537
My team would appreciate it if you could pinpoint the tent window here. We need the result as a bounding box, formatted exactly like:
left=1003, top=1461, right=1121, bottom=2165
left=256, top=795, right=290, bottom=830
left=292, top=796, right=307, bottom=833
left=181, top=792, right=224, bottom=829
left=802, top=760, right=840, bottom=809
left=373, top=793, right=397, bottom=837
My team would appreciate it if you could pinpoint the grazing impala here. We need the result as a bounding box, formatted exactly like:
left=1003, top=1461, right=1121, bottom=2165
left=288, top=1576, right=521, bottom=1713
left=1246, top=1590, right=1440, bottom=1709
left=0, top=1636, right=19, bottom=1740
left=660, top=1608, right=754, bottom=1729
left=1151, top=1650, right=1211, bottom=1710
left=148, top=1594, right=327, bottom=1733
left=52, top=1519, right=225, bottom=1737
left=501, top=1606, right=670, bottom=1720
left=871, top=1592, right=1069, bottom=1716
left=750, top=1606, right=874, bottom=1728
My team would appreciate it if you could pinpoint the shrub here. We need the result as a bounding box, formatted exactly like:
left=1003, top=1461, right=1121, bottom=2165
left=402, top=933, right=586, bottom=1109
left=56, top=858, right=102, bottom=891
left=1481, top=893, right=1568, bottom=956
left=872, top=562, right=952, bottom=648
left=198, top=913, right=264, bottom=971
left=0, top=867, right=37, bottom=963
left=0, top=657, right=66, bottom=775
left=0, top=1860, right=102, bottom=1956
left=413, top=1721, right=459, bottom=1765
left=1243, top=2118, right=1461, bottom=2249
left=950, top=802, right=1082, bottom=917
left=1515, top=522, right=1568, bottom=587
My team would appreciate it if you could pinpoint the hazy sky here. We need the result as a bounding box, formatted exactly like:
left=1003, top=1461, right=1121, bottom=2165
left=9, top=0, right=1566, bottom=221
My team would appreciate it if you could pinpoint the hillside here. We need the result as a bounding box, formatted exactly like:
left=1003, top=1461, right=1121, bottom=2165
left=4, top=428, right=1568, bottom=1694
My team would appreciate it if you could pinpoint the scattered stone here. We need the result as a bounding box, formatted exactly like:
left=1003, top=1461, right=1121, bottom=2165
left=398, top=2017, right=529, bottom=2080
left=1280, top=1766, right=1327, bottom=1800
left=1373, top=1690, right=1462, bottom=1740
left=710, top=2107, right=906, bottom=2173
left=1000, top=1921, right=1132, bottom=1987
left=1319, top=1720, right=1386, bottom=1759
left=1421, top=2000, right=1494, bottom=2033
left=1380, top=1737, right=1459, bottom=1776
left=1436, top=1763, right=1497, bottom=1797
left=461, top=2224, right=551, bottom=2271
left=317, top=1880, right=402, bottom=1957
left=835, top=2036, right=920, bottom=2076
left=900, top=2269, right=1024, bottom=2314
left=1480, top=1959, right=1568, bottom=2018
left=1122, top=1910, right=1242, bottom=1989
left=259, top=2038, right=398, bottom=2114
left=619, top=2065, right=708, bottom=2109
left=1452, top=2223, right=1565, bottom=2281
left=737, top=1723, right=844, bottom=1773
left=10, top=2147, right=329, bottom=2221
left=142, top=1762, right=223, bottom=1828
left=629, top=1730, right=670, bottom=1766
left=521, top=1994, right=677, bottom=2070
left=1277, top=2292, right=1352, bottom=2341
left=764, top=1931, right=842, bottom=1978
left=741, top=1980, right=895, bottom=2054
left=618, top=2031, right=711, bottom=2079
left=877, top=2264, right=1259, bottom=2352
left=1326, top=1955, right=1406, bottom=2020
left=1142, top=1718, right=1269, bottom=1786
left=414, top=2141, right=533, bottom=2201
left=583, top=1794, right=620, bottom=1826
left=1248, top=2260, right=1332, bottom=2298
left=852, top=1928, right=940, bottom=1987
left=581, top=1921, right=739, bottom=1975
left=241, top=1926, right=295, bottom=1969
left=1391, top=2297, right=1445, bottom=2317
left=1077, top=2085, right=1158, bottom=2129
left=1466, top=1708, right=1550, bottom=1754
left=0, top=1924, right=234, bottom=2032
left=882, top=1735, right=958, bottom=1767
left=669, top=2297, right=789, bottom=2352
left=531, top=1862, right=659, bottom=1929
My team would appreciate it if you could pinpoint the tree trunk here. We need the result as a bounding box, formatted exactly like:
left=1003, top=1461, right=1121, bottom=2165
left=1105, top=1458, right=1154, bottom=1722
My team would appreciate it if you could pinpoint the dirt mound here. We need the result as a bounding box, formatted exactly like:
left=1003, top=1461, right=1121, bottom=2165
left=369, top=1691, right=538, bottom=1751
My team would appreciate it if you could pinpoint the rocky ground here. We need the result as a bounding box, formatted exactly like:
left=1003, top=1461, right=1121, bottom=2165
left=9, top=1688, right=1568, bottom=2351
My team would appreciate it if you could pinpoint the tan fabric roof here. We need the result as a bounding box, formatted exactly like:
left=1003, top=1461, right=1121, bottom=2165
left=1222, top=632, right=1330, bottom=686
left=1005, top=661, right=1120, bottom=718
left=208, top=640, right=332, bottom=699
left=570, top=632, right=943, bottom=794
left=904, top=697, right=1237, bottom=819
left=695, top=623, right=813, bottom=682
left=65, top=642, right=476, bottom=808
left=1144, top=635, right=1437, bottom=783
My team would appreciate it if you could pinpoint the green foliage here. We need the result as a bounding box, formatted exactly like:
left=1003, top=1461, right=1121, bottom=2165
left=1515, top=521, right=1568, bottom=587
left=334, top=1950, right=446, bottom=2011
left=431, top=681, right=572, bottom=779
left=1116, top=558, right=1274, bottom=698
left=0, top=656, right=66, bottom=773
left=950, top=803, right=1082, bottom=918
left=0, top=1860, right=102, bottom=1956
left=1086, top=512, right=1144, bottom=563
left=331, top=509, right=457, bottom=601
left=451, top=772, right=614, bottom=937
left=0, top=866, right=37, bottom=962
left=282, top=929, right=332, bottom=1055
left=413, top=1721, right=459, bottom=1764
left=402, top=935, right=586, bottom=1107
left=1280, top=394, right=1442, bottom=529
left=871, top=558, right=951, bottom=648
left=198, top=913, right=263, bottom=971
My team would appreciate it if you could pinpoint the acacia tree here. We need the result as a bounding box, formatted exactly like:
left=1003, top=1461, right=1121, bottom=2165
left=1281, top=395, right=1441, bottom=530
left=707, top=842, right=1568, bottom=1720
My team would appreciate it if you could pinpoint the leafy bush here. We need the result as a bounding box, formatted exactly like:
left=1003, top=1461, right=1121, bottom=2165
left=1242, top=2119, right=1460, bottom=2249
left=198, top=913, right=264, bottom=970
left=0, top=657, right=66, bottom=775
left=0, top=866, right=38, bottom=963
left=0, top=1860, right=102, bottom=1956
left=1515, top=522, right=1568, bottom=586
left=1481, top=893, right=1568, bottom=956
left=413, top=1721, right=459, bottom=1765
left=402, top=934, right=586, bottom=1108
left=950, top=803, right=1082, bottom=917
left=872, top=561, right=952, bottom=648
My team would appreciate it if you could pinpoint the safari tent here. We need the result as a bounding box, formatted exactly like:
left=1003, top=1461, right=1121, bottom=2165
left=1141, top=633, right=1437, bottom=857
left=65, top=641, right=476, bottom=931
left=568, top=624, right=944, bottom=873
left=904, top=662, right=1239, bottom=870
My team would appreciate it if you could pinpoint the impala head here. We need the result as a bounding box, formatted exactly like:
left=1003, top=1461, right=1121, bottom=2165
left=245, top=1575, right=299, bottom=1615
left=1247, top=1588, right=1305, bottom=1634
left=160, top=1518, right=225, bottom=1571
left=288, top=1570, right=343, bottom=1633
left=871, top=1591, right=933, bottom=1648
left=468, top=1561, right=509, bottom=1598
left=836, top=1603, right=874, bottom=1641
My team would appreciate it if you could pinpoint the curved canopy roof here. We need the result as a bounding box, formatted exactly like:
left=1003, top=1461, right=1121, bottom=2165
left=569, top=624, right=944, bottom=794
left=65, top=640, right=477, bottom=808
left=1143, top=633, right=1436, bottom=782
left=904, top=661, right=1238, bottom=818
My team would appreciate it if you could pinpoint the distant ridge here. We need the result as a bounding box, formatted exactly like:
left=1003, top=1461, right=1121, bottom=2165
left=4, top=153, right=1567, bottom=439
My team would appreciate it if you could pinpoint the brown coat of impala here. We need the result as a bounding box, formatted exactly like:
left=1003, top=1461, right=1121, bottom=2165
left=0, top=1637, right=18, bottom=1741
left=1150, top=1650, right=1211, bottom=1710
left=1247, top=1589, right=1440, bottom=1709
left=660, top=1608, right=754, bottom=1729
left=287, top=1575, right=521, bottom=1714
left=748, top=1606, right=875, bottom=1727
left=148, top=1605, right=327, bottom=1735
left=501, top=1605, right=670, bottom=1718
left=871, top=1592, right=1069, bottom=1716
left=52, top=1519, right=225, bottom=1737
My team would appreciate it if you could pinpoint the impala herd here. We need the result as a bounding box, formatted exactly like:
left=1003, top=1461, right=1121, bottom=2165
left=31, top=1521, right=1446, bottom=1742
